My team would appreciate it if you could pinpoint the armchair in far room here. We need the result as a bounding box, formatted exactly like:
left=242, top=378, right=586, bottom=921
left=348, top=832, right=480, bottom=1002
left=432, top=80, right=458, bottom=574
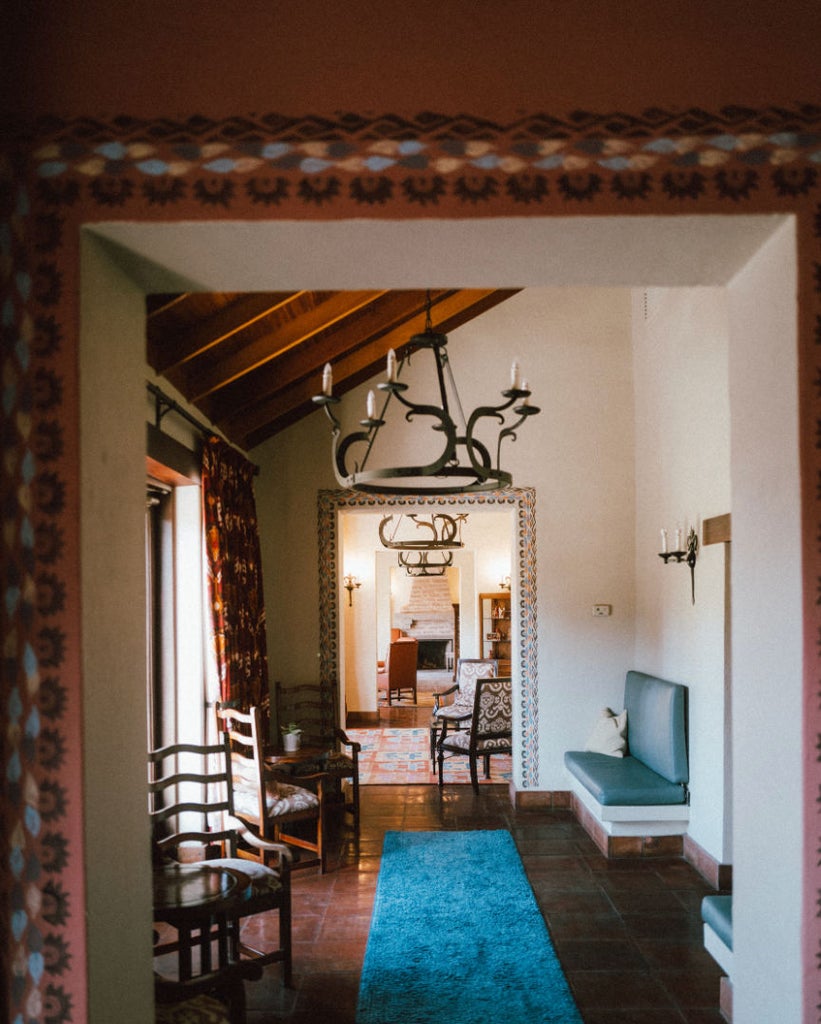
left=376, top=636, right=418, bottom=705
left=437, top=674, right=512, bottom=794
left=429, top=658, right=497, bottom=768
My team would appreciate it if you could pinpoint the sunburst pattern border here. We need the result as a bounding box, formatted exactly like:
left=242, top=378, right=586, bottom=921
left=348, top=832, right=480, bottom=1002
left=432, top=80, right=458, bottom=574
left=316, top=488, right=537, bottom=786
left=2, top=105, right=821, bottom=1023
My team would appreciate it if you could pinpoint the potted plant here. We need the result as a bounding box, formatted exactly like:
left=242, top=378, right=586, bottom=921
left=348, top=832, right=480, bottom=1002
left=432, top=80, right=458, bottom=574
left=281, top=721, right=302, bottom=753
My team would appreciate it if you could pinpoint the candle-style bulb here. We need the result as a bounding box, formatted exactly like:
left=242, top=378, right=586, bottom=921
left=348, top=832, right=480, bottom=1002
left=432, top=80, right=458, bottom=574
left=510, top=359, right=521, bottom=390
left=386, top=349, right=397, bottom=382
left=322, top=362, right=333, bottom=396
left=660, top=528, right=668, bottom=554
left=366, top=390, right=376, bottom=419
left=520, top=379, right=530, bottom=405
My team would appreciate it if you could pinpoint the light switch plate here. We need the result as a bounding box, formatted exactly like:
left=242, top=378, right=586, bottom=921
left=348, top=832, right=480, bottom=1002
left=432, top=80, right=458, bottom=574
left=592, top=604, right=612, bottom=617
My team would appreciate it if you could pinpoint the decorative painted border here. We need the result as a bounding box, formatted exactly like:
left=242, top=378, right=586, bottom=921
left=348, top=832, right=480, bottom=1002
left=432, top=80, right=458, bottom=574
left=317, top=488, right=538, bottom=787
left=2, top=105, right=821, bottom=1023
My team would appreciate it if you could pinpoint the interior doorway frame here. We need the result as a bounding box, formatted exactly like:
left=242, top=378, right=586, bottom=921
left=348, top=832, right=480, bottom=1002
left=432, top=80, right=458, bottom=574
left=317, top=487, right=539, bottom=788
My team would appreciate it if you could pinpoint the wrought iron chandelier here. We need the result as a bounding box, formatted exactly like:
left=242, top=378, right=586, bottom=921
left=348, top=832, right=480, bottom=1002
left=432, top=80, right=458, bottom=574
left=378, top=512, right=467, bottom=551
left=379, top=512, right=465, bottom=577
left=312, top=292, right=539, bottom=494
left=398, top=550, right=454, bottom=577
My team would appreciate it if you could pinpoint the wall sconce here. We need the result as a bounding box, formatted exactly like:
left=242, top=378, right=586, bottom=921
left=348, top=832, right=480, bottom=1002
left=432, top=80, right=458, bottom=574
left=343, top=573, right=362, bottom=606
left=658, top=525, right=699, bottom=604
left=499, top=575, right=511, bottom=590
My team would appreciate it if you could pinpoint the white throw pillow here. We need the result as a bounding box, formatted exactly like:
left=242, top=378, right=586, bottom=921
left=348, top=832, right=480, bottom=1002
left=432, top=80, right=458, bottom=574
left=584, top=707, right=628, bottom=757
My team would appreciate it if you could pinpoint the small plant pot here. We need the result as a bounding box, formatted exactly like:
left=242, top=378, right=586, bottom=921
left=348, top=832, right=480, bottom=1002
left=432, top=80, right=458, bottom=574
left=283, top=732, right=301, bottom=753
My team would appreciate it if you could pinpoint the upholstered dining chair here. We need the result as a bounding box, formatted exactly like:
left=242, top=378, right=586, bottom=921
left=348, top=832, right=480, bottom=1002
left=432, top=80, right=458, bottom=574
left=437, top=675, right=512, bottom=793
left=429, top=658, right=498, bottom=768
left=376, top=635, right=419, bottom=704
left=215, top=703, right=328, bottom=873
left=273, top=681, right=362, bottom=834
left=147, top=736, right=294, bottom=996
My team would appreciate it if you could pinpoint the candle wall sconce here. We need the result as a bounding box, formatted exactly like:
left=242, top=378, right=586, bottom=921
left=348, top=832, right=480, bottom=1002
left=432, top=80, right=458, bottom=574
left=658, top=526, right=699, bottom=604
left=343, top=573, right=362, bottom=606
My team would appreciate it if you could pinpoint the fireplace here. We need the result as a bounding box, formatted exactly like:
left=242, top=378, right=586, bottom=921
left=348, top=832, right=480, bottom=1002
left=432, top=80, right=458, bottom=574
left=417, top=638, right=452, bottom=671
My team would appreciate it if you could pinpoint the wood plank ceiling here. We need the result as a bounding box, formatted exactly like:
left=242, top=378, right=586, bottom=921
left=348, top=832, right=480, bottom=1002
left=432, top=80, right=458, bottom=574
left=146, top=288, right=519, bottom=451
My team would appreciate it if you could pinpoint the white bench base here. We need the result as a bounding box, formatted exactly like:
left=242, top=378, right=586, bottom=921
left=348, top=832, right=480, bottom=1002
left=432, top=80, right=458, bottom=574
left=704, top=923, right=733, bottom=976
left=568, top=772, right=690, bottom=837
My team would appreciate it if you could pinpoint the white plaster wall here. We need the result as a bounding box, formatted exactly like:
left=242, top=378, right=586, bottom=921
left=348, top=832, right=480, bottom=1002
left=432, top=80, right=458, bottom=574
left=257, top=287, right=638, bottom=784
left=80, top=233, right=154, bottom=1023
left=631, top=286, right=731, bottom=861
left=727, top=220, right=802, bottom=1023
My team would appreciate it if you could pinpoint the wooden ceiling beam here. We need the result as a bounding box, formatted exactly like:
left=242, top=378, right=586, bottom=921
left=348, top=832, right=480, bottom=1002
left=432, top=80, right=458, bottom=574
left=177, top=289, right=392, bottom=402
left=220, top=289, right=520, bottom=449
left=147, top=291, right=300, bottom=374
left=203, top=289, right=441, bottom=427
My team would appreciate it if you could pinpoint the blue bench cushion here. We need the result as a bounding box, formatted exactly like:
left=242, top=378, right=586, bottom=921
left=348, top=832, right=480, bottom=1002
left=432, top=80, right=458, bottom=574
left=564, top=750, right=688, bottom=806
left=624, top=671, right=688, bottom=784
left=701, top=894, right=733, bottom=950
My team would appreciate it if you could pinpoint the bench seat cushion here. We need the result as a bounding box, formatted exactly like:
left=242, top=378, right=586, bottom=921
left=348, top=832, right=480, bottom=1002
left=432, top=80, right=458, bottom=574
left=564, top=750, right=687, bottom=806
left=701, top=894, right=733, bottom=950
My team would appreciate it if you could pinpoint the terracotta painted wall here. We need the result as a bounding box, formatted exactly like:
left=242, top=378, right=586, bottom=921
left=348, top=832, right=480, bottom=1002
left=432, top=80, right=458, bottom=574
left=2, top=3, right=821, bottom=1022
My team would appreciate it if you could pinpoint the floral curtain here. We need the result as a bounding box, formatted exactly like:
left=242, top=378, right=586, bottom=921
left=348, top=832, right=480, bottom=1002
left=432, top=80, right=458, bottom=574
left=202, top=436, right=268, bottom=709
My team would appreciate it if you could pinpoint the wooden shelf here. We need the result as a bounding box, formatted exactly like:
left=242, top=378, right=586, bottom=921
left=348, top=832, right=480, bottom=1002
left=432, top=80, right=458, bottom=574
left=479, top=591, right=511, bottom=675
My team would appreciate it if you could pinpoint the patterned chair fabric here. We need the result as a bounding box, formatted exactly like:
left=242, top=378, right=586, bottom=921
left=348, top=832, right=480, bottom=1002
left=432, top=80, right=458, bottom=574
left=437, top=675, right=512, bottom=793
left=233, top=778, right=320, bottom=819
left=429, top=658, right=497, bottom=767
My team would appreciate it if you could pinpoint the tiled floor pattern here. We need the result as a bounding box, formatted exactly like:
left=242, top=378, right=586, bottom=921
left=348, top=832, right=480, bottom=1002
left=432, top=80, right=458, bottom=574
left=347, top=726, right=513, bottom=785
left=243, top=785, right=726, bottom=1023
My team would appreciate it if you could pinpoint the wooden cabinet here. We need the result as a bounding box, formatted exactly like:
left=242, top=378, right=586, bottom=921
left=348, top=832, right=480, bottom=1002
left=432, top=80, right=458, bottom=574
left=479, top=592, right=511, bottom=675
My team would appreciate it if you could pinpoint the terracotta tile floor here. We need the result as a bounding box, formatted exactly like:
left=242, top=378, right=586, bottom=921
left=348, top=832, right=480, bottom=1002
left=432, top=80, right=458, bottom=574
left=243, top=783, right=727, bottom=1023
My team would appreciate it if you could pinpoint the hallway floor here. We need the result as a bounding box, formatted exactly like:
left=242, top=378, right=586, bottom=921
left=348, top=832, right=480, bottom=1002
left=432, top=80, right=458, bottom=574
left=244, top=784, right=726, bottom=1023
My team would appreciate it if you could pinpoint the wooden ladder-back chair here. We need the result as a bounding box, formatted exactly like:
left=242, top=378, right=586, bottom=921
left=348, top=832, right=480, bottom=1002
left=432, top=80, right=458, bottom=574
left=215, top=703, right=328, bottom=873
left=274, top=680, right=362, bottom=834
left=429, top=658, right=498, bottom=768
left=436, top=675, right=512, bottom=793
left=147, top=737, right=294, bottom=997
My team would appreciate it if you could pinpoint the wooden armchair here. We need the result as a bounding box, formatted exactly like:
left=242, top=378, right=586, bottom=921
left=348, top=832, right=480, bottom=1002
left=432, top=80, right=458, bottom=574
left=437, top=675, right=512, bottom=793
left=147, top=737, right=294, bottom=991
left=376, top=636, right=419, bottom=705
left=429, top=658, right=498, bottom=767
left=215, top=703, right=328, bottom=873
left=273, top=680, right=361, bottom=833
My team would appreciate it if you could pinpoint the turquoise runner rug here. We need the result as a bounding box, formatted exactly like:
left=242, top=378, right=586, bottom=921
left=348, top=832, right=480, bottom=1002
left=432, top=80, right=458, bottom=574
left=356, top=830, right=583, bottom=1024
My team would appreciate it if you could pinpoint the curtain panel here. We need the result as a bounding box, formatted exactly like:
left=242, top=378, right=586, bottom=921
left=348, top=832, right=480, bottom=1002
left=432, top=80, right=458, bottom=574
left=202, top=436, right=268, bottom=709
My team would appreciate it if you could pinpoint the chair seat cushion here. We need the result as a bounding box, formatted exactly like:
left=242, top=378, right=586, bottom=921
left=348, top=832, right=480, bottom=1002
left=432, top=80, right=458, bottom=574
left=234, top=780, right=319, bottom=820
left=206, top=857, right=283, bottom=897
left=443, top=731, right=510, bottom=752
left=565, top=751, right=687, bottom=805
left=434, top=704, right=472, bottom=721
left=155, top=994, right=230, bottom=1024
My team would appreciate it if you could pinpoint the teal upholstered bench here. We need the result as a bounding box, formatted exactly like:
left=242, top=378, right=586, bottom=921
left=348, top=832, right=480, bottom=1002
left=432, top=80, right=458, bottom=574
left=564, top=671, right=689, bottom=851
left=702, top=894, right=733, bottom=975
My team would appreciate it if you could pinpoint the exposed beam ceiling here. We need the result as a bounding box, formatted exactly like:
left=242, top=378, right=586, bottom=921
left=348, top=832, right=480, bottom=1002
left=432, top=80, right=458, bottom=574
left=146, top=288, right=519, bottom=450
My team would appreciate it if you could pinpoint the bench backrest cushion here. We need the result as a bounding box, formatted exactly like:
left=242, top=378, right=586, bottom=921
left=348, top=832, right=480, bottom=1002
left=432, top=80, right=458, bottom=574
left=624, top=670, right=688, bottom=785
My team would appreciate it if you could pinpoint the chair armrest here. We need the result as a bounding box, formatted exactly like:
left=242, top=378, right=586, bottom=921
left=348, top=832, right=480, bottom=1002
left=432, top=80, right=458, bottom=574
left=333, top=727, right=362, bottom=755
left=225, top=816, right=294, bottom=863
left=432, top=683, right=459, bottom=713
